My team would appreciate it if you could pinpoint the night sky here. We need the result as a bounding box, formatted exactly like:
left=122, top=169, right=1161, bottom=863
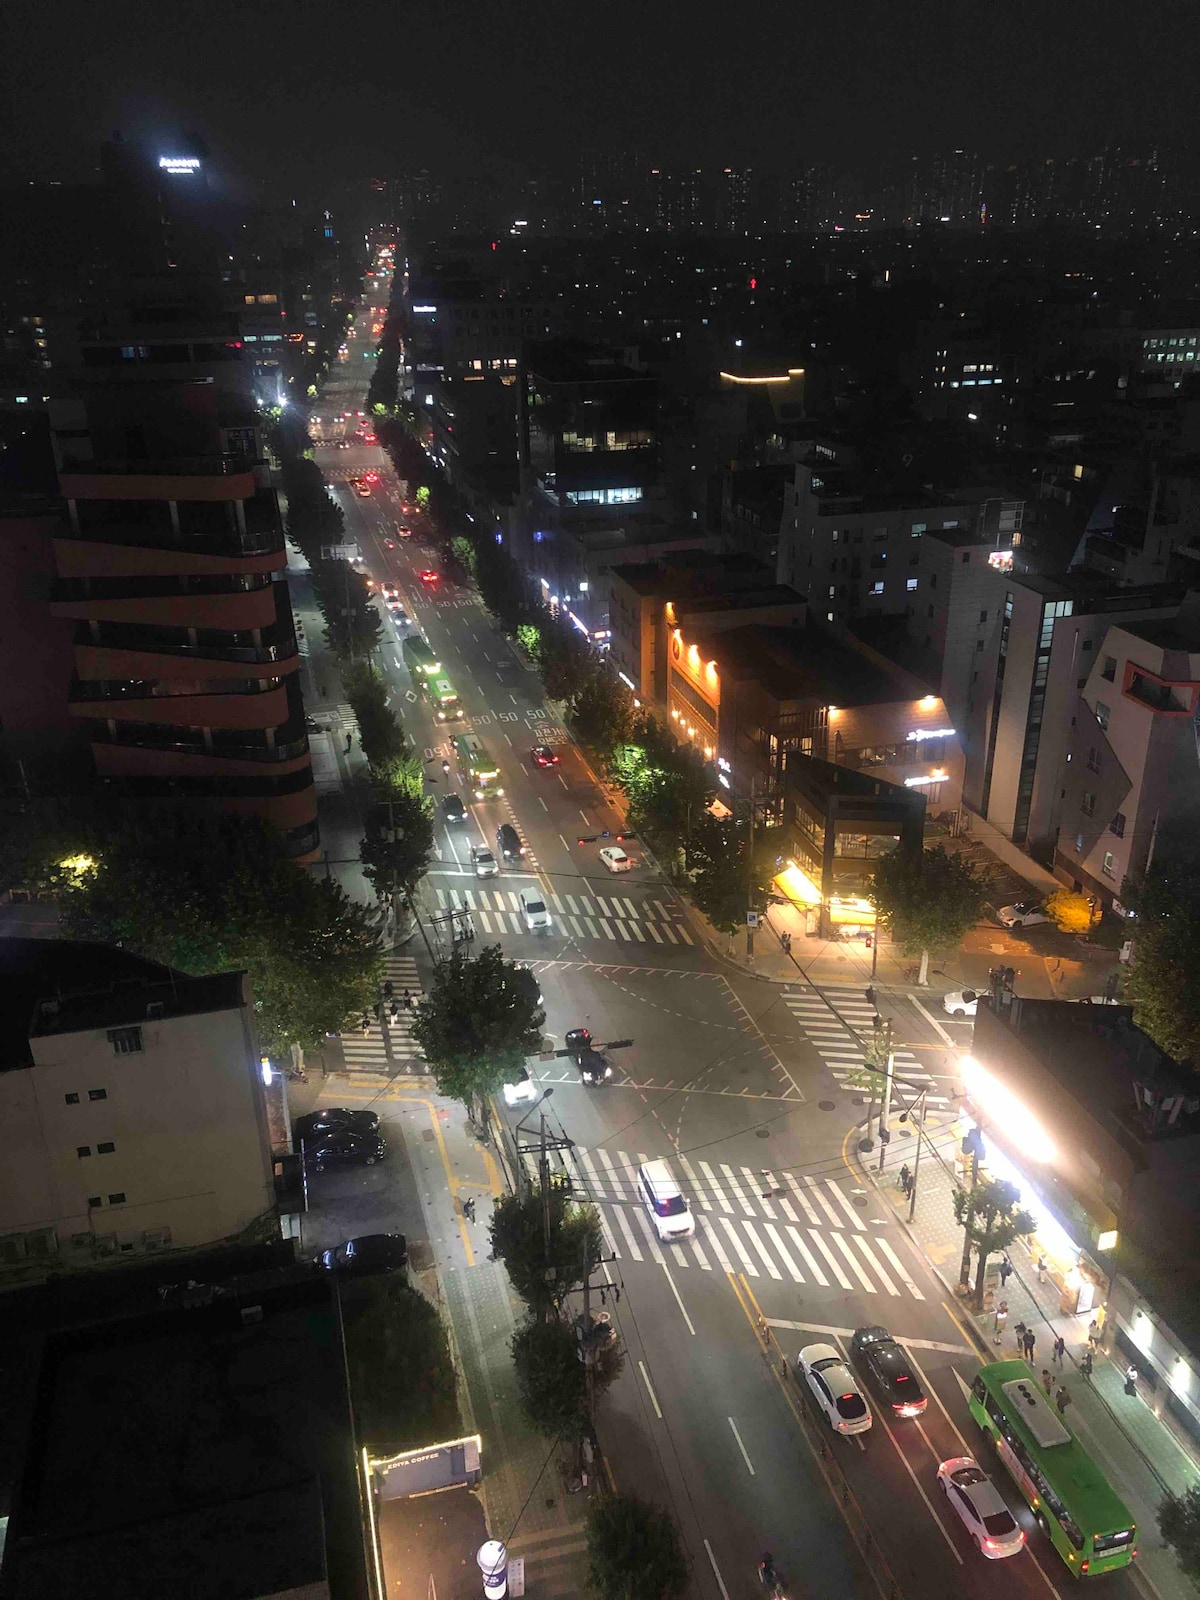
left=4, top=0, right=1196, bottom=195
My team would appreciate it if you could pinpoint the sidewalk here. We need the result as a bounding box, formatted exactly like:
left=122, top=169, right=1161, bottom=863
left=859, top=1116, right=1200, bottom=1600
left=345, top=1071, right=594, bottom=1600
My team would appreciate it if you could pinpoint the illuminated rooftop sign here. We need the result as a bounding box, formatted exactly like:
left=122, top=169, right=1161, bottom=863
left=159, top=156, right=201, bottom=173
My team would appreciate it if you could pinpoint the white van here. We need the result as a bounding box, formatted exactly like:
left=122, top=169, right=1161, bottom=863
left=638, top=1160, right=694, bottom=1241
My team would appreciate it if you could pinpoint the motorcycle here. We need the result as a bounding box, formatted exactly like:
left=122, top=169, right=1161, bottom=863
left=758, top=1557, right=787, bottom=1600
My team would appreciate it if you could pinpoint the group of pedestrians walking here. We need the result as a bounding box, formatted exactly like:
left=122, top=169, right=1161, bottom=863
left=358, top=980, right=412, bottom=1035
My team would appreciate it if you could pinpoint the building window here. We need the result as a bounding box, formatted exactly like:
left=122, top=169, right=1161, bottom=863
left=65, top=1093, right=79, bottom=1105
left=108, top=1026, right=142, bottom=1055
left=77, top=1146, right=92, bottom=1158
left=1109, top=812, right=1126, bottom=837
left=88, top=1088, right=107, bottom=1102
left=1081, top=792, right=1096, bottom=816
left=1101, top=656, right=1116, bottom=682
left=97, top=1142, right=115, bottom=1155
left=962, top=551, right=970, bottom=563
left=87, top=1196, right=102, bottom=1209
left=976, top=638, right=984, bottom=652
left=108, top=1193, right=127, bottom=1206
left=870, top=581, right=884, bottom=595
left=979, top=610, right=988, bottom=623
left=1086, top=747, right=1102, bottom=774
left=1102, top=851, right=1116, bottom=878
left=1095, top=701, right=1111, bottom=730
left=906, top=577, right=918, bottom=591
left=1075, top=833, right=1084, bottom=852
left=911, top=523, right=926, bottom=535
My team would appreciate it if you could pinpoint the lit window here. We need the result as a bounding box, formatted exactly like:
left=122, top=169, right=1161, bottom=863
left=1102, top=851, right=1116, bottom=878
left=906, top=577, right=918, bottom=591
left=870, top=581, right=885, bottom=596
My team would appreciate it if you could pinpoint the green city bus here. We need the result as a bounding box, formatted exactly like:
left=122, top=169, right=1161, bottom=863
left=969, top=1361, right=1136, bottom=1578
left=455, top=732, right=503, bottom=799
left=425, top=675, right=463, bottom=723
left=402, top=634, right=440, bottom=678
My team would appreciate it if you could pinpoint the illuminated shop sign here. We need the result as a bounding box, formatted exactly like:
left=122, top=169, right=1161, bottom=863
left=158, top=156, right=201, bottom=173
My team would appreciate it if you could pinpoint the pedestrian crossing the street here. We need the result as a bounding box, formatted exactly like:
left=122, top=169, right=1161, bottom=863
left=432, top=886, right=693, bottom=946
left=521, top=1145, right=926, bottom=1300
left=783, top=984, right=953, bottom=1109
left=339, top=954, right=424, bottom=1074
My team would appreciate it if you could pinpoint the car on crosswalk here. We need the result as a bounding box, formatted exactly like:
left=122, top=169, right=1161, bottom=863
left=599, top=845, right=633, bottom=873
left=942, top=988, right=979, bottom=1017
left=797, top=1344, right=873, bottom=1436
left=519, top=889, right=552, bottom=931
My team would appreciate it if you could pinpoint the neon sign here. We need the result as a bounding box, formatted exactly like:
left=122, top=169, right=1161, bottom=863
left=159, top=156, right=201, bottom=173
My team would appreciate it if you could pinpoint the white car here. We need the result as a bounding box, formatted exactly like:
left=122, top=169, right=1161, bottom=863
left=942, top=988, right=979, bottom=1017
left=519, top=890, right=552, bottom=931
left=503, top=1070, right=537, bottom=1108
left=599, top=846, right=633, bottom=873
left=797, top=1344, right=873, bottom=1436
left=937, top=1458, right=1025, bottom=1559
left=470, top=846, right=499, bottom=878
left=997, top=901, right=1048, bottom=930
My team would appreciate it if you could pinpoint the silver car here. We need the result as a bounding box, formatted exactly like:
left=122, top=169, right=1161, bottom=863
left=797, top=1343, right=872, bottom=1436
left=470, top=845, right=499, bottom=878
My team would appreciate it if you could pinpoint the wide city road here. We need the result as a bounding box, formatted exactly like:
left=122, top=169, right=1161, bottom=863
left=297, top=245, right=1142, bottom=1600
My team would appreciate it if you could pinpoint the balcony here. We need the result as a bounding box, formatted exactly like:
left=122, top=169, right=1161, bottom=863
left=92, top=719, right=310, bottom=765
left=74, top=615, right=298, bottom=669
left=59, top=453, right=258, bottom=477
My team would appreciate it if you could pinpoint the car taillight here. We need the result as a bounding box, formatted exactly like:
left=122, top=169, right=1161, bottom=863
left=1131, top=1548, right=1138, bottom=1559
left=1080, top=1560, right=1089, bottom=1574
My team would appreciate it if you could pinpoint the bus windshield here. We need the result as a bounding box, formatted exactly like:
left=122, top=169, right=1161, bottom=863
left=969, top=1362, right=1135, bottom=1576
left=402, top=635, right=441, bottom=677
left=426, top=677, right=463, bottom=722
left=455, top=733, right=503, bottom=798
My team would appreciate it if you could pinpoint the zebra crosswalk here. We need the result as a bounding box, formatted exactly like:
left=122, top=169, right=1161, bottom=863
left=338, top=954, right=424, bottom=1074
left=520, top=1144, right=926, bottom=1300
left=783, top=985, right=952, bottom=1109
left=432, top=886, right=693, bottom=946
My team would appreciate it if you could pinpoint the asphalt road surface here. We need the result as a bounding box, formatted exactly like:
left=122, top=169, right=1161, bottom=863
left=297, top=252, right=1144, bottom=1600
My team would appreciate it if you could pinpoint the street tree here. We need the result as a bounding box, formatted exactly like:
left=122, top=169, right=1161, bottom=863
left=54, top=810, right=381, bottom=1053
left=953, top=1175, right=1035, bottom=1309
left=1159, top=1484, right=1200, bottom=1583
left=410, top=944, right=545, bottom=1118
left=568, top=668, right=634, bottom=757
left=1044, top=887, right=1097, bottom=935
left=343, top=663, right=409, bottom=774
left=477, top=540, right=535, bottom=632
left=511, top=1318, right=588, bottom=1440
left=536, top=613, right=593, bottom=703
left=586, top=1495, right=689, bottom=1600
left=309, top=558, right=383, bottom=662
left=1122, top=850, right=1200, bottom=1067
left=611, top=718, right=711, bottom=853
left=361, top=792, right=434, bottom=907
left=342, top=1277, right=460, bottom=1450
left=489, top=1189, right=604, bottom=1317
left=685, top=813, right=774, bottom=935
left=870, top=843, right=991, bottom=985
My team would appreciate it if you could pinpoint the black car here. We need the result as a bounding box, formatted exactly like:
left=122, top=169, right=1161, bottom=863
left=294, top=1107, right=380, bottom=1146
left=508, top=964, right=544, bottom=1009
left=443, top=794, right=467, bottom=823
left=577, top=1046, right=613, bottom=1086
left=850, top=1325, right=927, bottom=1417
left=530, top=745, right=559, bottom=767
left=307, top=1129, right=387, bottom=1172
left=496, top=822, right=524, bottom=861
left=317, top=1233, right=408, bottom=1275
left=565, top=1026, right=593, bottom=1059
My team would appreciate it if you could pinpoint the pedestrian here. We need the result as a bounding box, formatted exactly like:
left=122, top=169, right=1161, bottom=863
left=383, top=980, right=394, bottom=1000
left=899, top=1163, right=913, bottom=1198
left=1081, top=1350, right=1094, bottom=1381
left=1053, top=1334, right=1066, bottom=1367
left=1124, top=1363, right=1139, bottom=1397
left=360, top=1013, right=371, bottom=1035
left=1087, top=1318, right=1101, bottom=1349
left=389, top=999, right=399, bottom=1020
left=403, top=988, right=412, bottom=1010
left=345, top=732, right=353, bottom=755
left=998, top=1256, right=1014, bottom=1289
left=373, top=1000, right=382, bottom=1021
left=1055, top=1385, right=1072, bottom=1418
left=614, top=1286, right=621, bottom=1304
left=993, top=1301, right=1009, bottom=1346
left=1037, top=1255, right=1048, bottom=1286
left=462, top=1197, right=476, bottom=1223
left=1041, top=1368, right=1053, bottom=1396
left=1023, top=1329, right=1036, bottom=1362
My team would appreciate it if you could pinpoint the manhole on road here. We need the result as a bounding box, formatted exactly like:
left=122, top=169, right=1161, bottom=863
left=818, top=1100, right=838, bottom=1111
left=755, top=1127, right=770, bottom=1139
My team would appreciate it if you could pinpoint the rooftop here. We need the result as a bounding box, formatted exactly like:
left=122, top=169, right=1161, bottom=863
left=610, top=550, right=775, bottom=598
left=0, top=940, right=244, bottom=1070
left=695, top=623, right=929, bottom=707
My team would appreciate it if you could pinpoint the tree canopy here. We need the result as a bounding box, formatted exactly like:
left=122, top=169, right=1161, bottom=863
left=309, top=558, right=382, bottom=663
left=953, top=1175, right=1035, bottom=1308
left=489, top=1187, right=604, bottom=1316
left=410, top=944, right=545, bottom=1114
left=511, top=1318, right=588, bottom=1440
left=1044, top=887, right=1097, bottom=934
left=1159, top=1484, right=1200, bottom=1583
left=870, top=844, right=990, bottom=981
left=1123, top=850, right=1200, bottom=1067
left=341, top=1277, right=461, bottom=1451
left=586, top=1496, right=689, bottom=1600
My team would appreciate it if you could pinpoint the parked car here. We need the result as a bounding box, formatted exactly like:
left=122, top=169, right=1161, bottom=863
left=530, top=745, right=559, bottom=767
left=997, top=901, right=1048, bottom=930
left=307, top=1129, right=386, bottom=1171
left=797, top=1343, right=873, bottom=1436
left=317, top=1233, right=408, bottom=1276
left=519, top=889, right=552, bottom=931
left=294, top=1108, right=380, bottom=1146
left=942, top=988, right=979, bottom=1017
left=443, top=794, right=467, bottom=823
left=599, top=845, right=633, bottom=873
left=850, top=1326, right=927, bottom=1417
left=937, top=1458, right=1025, bottom=1558
left=470, top=845, right=499, bottom=877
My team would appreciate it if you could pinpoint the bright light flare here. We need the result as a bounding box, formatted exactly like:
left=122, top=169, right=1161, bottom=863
left=960, top=1055, right=1056, bottom=1164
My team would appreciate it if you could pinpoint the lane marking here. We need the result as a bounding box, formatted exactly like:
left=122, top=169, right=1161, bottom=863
left=910, top=994, right=956, bottom=1047
left=728, top=1415, right=756, bottom=1476
left=639, top=1360, right=663, bottom=1419
left=662, top=1260, right=696, bottom=1335
left=703, top=1541, right=731, bottom=1600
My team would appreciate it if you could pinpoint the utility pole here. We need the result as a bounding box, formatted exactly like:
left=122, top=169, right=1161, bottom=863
left=876, top=1029, right=896, bottom=1173
left=745, top=777, right=757, bottom=961
left=539, top=1111, right=552, bottom=1287
left=908, top=1088, right=927, bottom=1222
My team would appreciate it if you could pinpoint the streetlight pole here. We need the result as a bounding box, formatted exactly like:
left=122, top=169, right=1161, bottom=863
left=908, top=1088, right=928, bottom=1222
left=876, top=1036, right=896, bottom=1174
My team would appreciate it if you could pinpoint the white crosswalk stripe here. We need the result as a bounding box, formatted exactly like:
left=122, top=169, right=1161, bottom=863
left=338, top=954, right=424, bottom=1074
left=782, top=984, right=953, bottom=1108
left=563, top=1145, right=924, bottom=1299
left=430, top=886, right=692, bottom=945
